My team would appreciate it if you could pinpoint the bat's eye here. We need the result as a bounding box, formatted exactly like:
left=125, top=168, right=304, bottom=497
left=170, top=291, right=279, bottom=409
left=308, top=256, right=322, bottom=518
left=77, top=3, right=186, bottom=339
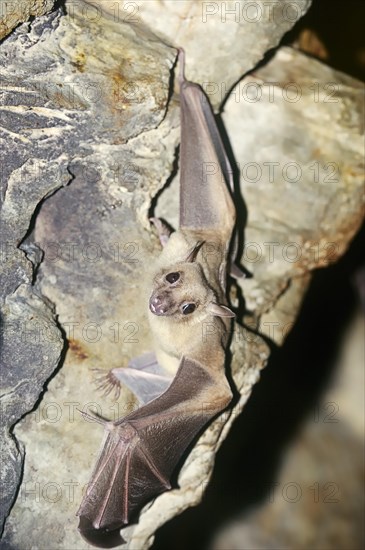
left=166, top=272, right=180, bottom=284
left=182, top=303, right=196, bottom=315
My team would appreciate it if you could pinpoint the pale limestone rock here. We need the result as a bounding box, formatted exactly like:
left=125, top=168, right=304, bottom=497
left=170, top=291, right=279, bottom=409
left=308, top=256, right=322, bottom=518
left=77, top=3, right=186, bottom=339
left=84, top=0, right=312, bottom=108
left=2, top=2, right=364, bottom=549
left=0, top=0, right=54, bottom=39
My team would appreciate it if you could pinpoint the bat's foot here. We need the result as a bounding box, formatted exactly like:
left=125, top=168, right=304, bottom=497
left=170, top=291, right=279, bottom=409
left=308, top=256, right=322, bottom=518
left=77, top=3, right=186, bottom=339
left=149, top=217, right=173, bottom=247
left=91, top=368, right=122, bottom=400
left=230, top=263, right=247, bottom=279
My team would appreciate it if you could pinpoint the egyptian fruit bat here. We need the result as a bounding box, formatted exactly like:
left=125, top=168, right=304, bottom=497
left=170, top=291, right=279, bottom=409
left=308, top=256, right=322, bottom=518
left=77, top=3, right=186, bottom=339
left=77, top=48, right=238, bottom=547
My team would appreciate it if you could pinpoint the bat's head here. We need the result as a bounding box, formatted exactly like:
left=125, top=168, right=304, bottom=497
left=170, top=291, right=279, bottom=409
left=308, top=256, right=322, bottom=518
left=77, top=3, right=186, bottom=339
left=149, top=242, right=234, bottom=323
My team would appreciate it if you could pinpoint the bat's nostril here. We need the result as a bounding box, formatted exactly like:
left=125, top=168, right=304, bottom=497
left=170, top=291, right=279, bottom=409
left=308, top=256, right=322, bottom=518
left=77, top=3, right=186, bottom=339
left=149, top=294, right=167, bottom=316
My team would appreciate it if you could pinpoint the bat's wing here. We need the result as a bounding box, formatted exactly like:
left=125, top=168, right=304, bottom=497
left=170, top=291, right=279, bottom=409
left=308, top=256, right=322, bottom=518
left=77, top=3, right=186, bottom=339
left=93, top=352, right=173, bottom=405
left=111, top=366, right=173, bottom=405
left=77, top=355, right=231, bottom=545
left=178, top=50, right=235, bottom=237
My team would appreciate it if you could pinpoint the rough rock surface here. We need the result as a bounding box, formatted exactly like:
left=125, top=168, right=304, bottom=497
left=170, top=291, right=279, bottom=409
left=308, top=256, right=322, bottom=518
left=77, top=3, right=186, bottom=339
left=0, top=1, right=364, bottom=549
left=0, top=5, right=176, bottom=540
left=85, top=0, right=313, bottom=109
left=0, top=0, right=54, bottom=40
left=0, top=96, right=66, bottom=532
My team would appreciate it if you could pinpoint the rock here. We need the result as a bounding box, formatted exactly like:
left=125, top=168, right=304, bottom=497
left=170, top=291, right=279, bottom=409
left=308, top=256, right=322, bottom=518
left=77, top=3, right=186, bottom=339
left=0, top=285, right=63, bottom=533
left=0, top=0, right=55, bottom=40
left=0, top=102, right=66, bottom=536
left=1, top=1, right=363, bottom=549
left=228, top=46, right=365, bottom=338
left=85, top=0, right=312, bottom=109
left=0, top=5, right=176, bottom=539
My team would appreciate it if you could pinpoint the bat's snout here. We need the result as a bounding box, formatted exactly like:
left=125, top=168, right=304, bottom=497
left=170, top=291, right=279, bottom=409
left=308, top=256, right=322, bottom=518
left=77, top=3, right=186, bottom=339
left=149, top=293, right=171, bottom=316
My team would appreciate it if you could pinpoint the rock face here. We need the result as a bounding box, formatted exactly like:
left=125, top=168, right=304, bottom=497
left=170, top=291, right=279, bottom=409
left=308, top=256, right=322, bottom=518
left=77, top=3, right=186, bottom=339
left=0, top=0, right=364, bottom=548
left=0, top=6, right=177, bottom=541
left=85, top=0, right=313, bottom=108
left=0, top=0, right=55, bottom=40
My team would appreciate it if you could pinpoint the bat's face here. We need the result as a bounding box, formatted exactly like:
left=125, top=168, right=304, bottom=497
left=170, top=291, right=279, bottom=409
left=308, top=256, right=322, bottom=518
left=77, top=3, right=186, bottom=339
left=149, top=262, right=214, bottom=322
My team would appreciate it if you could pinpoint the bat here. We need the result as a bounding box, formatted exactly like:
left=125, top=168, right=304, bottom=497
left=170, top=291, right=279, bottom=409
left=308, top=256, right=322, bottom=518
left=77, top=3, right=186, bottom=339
left=77, top=48, right=239, bottom=547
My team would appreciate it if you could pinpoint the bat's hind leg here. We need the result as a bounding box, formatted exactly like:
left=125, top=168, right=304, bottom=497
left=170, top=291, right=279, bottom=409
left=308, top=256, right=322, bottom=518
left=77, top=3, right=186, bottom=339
left=92, top=351, right=174, bottom=405
left=149, top=217, right=173, bottom=247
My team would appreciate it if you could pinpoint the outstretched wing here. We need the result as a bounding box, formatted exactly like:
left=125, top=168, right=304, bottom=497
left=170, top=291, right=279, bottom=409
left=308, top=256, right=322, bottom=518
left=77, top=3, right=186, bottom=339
left=92, top=351, right=174, bottom=406
left=77, top=355, right=230, bottom=545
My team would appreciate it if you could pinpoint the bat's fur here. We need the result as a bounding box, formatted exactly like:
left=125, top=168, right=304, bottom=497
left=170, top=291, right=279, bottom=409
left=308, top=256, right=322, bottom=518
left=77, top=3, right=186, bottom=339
left=148, top=231, right=234, bottom=375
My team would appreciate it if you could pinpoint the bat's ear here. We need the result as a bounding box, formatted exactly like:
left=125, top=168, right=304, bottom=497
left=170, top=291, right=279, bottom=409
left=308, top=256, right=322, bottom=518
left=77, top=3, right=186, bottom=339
left=207, top=302, right=235, bottom=318
left=184, top=241, right=205, bottom=263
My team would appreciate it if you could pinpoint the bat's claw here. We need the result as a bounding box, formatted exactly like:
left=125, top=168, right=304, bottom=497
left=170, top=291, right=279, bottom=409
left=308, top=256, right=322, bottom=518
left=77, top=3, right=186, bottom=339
left=91, top=368, right=121, bottom=401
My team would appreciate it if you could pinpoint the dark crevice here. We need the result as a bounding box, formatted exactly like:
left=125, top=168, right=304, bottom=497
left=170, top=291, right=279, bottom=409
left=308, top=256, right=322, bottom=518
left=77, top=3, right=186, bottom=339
left=148, top=144, right=180, bottom=223
left=147, top=52, right=180, bottom=222
left=281, top=0, right=365, bottom=81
